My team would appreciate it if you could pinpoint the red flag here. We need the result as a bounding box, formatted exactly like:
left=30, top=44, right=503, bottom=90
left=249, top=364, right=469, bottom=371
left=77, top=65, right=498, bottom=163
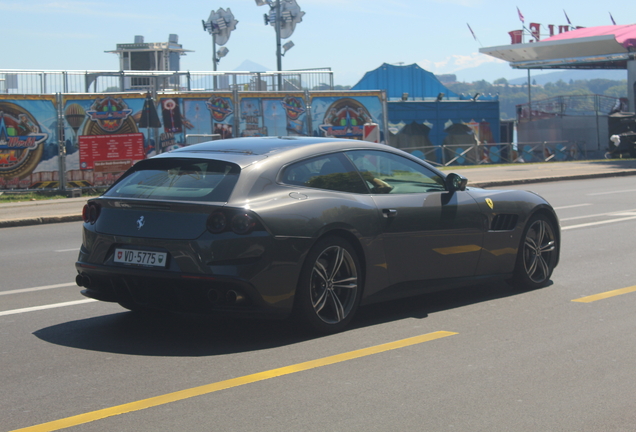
left=610, top=12, right=616, bottom=25
left=467, top=23, right=477, bottom=40
left=517, top=7, right=525, bottom=23
left=563, top=10, right=572, bottom=25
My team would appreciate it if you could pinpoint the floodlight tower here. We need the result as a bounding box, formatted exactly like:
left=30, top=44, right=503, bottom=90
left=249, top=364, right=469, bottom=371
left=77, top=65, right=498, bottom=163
left=202, top=7, right=238, bottom=89
left=255, top=0, right=305, bottom=89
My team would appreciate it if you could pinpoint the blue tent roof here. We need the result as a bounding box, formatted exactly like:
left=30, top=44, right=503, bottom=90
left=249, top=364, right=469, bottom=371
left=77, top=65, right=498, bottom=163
left=352, top=63, right=458, bottom=99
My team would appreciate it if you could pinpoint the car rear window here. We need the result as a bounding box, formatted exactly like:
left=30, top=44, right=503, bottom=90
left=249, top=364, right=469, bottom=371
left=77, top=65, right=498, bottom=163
left=103, top=158, right=240, bottom=202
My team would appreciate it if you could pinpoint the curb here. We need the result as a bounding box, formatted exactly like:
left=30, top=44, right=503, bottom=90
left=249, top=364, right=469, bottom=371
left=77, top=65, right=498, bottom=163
left=470, top=169, right=636, bottom=188
left=0, top=214, right=82, bottom=228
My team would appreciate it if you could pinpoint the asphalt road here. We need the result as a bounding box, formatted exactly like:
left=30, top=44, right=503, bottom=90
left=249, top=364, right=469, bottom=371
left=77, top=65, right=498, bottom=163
left=2, top=177, right=636, bottom=431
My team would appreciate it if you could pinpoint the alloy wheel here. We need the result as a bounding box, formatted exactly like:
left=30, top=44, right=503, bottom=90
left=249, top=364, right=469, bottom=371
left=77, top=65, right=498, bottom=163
left=522, top=219, right=556, bottom=284
left=309, top=245, right=358, bottom=324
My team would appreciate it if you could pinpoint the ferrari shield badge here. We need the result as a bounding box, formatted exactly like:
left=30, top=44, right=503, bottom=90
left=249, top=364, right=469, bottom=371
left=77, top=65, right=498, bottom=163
left=485, top=198, right=494, bottom=210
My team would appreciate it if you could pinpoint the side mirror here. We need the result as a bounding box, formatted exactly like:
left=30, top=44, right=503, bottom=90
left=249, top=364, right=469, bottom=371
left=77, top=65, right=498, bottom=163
left=445, top=173, right=468, bottom=192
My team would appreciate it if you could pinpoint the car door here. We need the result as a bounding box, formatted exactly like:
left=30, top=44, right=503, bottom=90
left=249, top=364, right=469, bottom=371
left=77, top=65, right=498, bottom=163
left=345, top=150, right=485, bottom=287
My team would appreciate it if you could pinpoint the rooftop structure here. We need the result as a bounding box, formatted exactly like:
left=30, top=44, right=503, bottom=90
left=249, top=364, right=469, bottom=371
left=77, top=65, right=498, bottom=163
left=105, top=34, right=193, bottom=73
left=480, top=25, right=636, bottom=111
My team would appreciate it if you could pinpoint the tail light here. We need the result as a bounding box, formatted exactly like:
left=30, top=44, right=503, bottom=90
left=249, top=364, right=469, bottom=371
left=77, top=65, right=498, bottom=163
left=231, top=213, right=256, bottom=235
left=207, top=209, right=261, bottom=235
left=82, top=203, right=101, bottom=224
left=207, top=211, right=227, bottom=233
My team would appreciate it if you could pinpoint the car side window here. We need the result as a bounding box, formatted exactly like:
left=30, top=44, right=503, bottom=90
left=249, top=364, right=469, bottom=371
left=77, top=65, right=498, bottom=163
left=345, top=150, right=445, bottom=194
left=281, top=153, right=368, bottom=194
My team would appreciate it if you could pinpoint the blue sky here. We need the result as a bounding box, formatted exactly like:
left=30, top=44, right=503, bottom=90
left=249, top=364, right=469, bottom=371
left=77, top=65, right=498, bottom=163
left=2, top=0, right=634, bottom=85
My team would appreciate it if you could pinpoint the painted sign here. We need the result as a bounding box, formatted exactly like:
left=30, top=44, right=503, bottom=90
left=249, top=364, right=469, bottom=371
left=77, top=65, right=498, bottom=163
left=239, top=94, right=307, bottom=137
left=311, top=94, right=383, bottom=140
left=0, top=90, right=386, bottom=190
left=78, top=133, right=144, bottom=170
left=0, top=104, right=48, bottom=179
left=0, top=96, right=57, bottom=189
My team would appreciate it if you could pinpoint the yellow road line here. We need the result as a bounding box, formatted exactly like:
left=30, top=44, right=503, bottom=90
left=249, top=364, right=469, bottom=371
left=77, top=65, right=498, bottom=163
left=572, top=285, right=636, bottom=303
left=11, top=331, right=457, bottom=432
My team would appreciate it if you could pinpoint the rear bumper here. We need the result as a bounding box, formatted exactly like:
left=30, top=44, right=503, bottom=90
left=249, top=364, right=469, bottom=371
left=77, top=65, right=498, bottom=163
left=75, top=261, right=291, bottom=319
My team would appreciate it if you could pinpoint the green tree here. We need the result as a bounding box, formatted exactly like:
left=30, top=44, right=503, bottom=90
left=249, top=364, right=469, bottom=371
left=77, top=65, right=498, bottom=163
left=444, top=76, right=629, bottom=120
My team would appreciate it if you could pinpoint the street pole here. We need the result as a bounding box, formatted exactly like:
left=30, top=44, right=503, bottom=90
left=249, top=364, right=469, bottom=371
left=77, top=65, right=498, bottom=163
left=527, top=69, right=532, bottom=120
left=275, top=0, right=282, bottom=90
left=212, top=32, right=218, bottom=90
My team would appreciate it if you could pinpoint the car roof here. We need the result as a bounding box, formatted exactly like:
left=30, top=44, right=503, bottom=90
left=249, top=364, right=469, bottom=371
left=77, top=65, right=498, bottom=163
left=170, top=136, right=347, bottom=156
left=151, top=137, right=389, bottom=169
left=149, top=136, right=442, bottom=175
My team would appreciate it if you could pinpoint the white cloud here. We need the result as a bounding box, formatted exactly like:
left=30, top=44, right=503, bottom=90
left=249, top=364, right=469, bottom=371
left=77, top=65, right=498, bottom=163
left=418, top=53, right=505, bottom=74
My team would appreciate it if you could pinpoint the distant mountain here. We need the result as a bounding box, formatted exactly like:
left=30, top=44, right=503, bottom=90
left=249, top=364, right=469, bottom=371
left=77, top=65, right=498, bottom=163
left=449, top=60, right=628, bottom=86
left=508, top=70, right=627, bottom=85
left=453, top=61, right=528, bottom=84
left=233, top=60, right=271, bottom=72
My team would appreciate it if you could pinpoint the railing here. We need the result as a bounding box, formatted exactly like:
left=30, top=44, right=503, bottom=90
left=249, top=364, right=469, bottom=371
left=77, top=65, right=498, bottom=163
left=400, top=141, right=584, bottom=166
left=517, top=94, right=623, bottom=120
left=0, top=69, right=334, bottom=94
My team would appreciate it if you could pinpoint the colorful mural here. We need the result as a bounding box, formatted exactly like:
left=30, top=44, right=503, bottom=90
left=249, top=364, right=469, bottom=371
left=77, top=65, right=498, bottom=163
left=239, top=93, right=308, bottom=137
left=0, top=90, right=385, bottom=190
left=62, top=94, right=152, bottom=187
left=0, top=96, right=57, bottom=189
left=310, top=94, right=384, bottom=140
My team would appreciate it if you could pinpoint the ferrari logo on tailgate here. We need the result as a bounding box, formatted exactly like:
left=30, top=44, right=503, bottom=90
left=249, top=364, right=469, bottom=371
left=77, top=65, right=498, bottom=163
left=485, top=198, right=494, bottom=210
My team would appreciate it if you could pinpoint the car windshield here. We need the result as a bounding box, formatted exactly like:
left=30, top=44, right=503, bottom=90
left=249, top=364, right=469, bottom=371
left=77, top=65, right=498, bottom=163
left=103, top=158, right=240, bottom=202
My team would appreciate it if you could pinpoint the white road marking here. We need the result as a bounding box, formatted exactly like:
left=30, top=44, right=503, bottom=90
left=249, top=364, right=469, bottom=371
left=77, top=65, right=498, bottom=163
left=554, top=203, right=592, bottom=210
left=54, top=248, right=80, bottom=253
left=0, top=299, right=97, bottom=317
left=587, top=189, right=636, bottom=196
left=0, top=282, right=76, bottom=296
left=560, top=208, right=636, bottom=221
left=562, top=215, right=636, bottom=230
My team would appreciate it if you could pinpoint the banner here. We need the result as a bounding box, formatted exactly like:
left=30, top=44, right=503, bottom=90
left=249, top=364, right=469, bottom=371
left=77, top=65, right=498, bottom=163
left=0, top=90, right=386, bottom=190
left=310, top=94, right=384, bottom=140
left=238, top=93, right=307, bottom=137
left=0, top=95, right=57, bottom=189
left=62, top=94, right=153, bottom=187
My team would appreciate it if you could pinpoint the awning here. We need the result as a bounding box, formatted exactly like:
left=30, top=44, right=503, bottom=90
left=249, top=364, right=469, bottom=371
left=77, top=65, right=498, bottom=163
left=479, top=25, right=636, bottom=69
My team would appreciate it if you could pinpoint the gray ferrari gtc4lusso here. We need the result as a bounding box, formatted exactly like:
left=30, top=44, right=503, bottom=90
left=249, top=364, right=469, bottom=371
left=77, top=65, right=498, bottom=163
left=76, top=136, right=560, bottom=333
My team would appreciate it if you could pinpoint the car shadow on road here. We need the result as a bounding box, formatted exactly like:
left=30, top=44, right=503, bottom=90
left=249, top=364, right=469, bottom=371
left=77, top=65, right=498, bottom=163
left=33, top=280, right=545, bottom=357
left=354, top=280, right=546, bottom=328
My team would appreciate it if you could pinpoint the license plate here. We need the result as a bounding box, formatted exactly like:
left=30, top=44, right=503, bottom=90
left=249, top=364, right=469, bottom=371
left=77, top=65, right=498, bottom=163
left=114, top=248, right=168, bottom=267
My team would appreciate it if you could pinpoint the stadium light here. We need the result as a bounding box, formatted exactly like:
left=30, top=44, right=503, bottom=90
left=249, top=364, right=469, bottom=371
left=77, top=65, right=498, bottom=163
left=202, top=7, right=238, bottom=89
left=255, top=0, right=305, bottom=89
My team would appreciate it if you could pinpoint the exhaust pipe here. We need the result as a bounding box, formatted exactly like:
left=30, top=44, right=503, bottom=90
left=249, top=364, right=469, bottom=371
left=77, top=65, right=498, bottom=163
left=226, top=290, right=245, bottom=304
left=207, top=289, right=221, bottom=304
left=75, top=274, right=91, bottom=288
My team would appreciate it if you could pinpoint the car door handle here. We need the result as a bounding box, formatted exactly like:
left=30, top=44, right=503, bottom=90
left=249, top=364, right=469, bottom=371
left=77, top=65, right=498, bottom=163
left=382, top=208, right=398, bottom=218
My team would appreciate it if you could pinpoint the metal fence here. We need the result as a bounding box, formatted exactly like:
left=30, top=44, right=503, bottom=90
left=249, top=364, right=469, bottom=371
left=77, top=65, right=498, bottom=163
left=399, top=141, right=584, bottom=166
left=518, top=94, right=623, bottom=120
left=0, top=69, right=334, bottom=94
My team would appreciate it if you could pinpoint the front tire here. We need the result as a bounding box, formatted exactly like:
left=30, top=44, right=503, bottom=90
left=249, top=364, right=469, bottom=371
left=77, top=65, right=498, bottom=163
left=294, top=236, right=362, bottom=334
left=512, top=214, right=558, bottom=289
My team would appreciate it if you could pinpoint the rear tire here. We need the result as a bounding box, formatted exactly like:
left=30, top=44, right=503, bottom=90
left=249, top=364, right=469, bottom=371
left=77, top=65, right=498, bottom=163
left=294, top=236, right=362, bottom=334
left=512, top=214, right=558, bottom=290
